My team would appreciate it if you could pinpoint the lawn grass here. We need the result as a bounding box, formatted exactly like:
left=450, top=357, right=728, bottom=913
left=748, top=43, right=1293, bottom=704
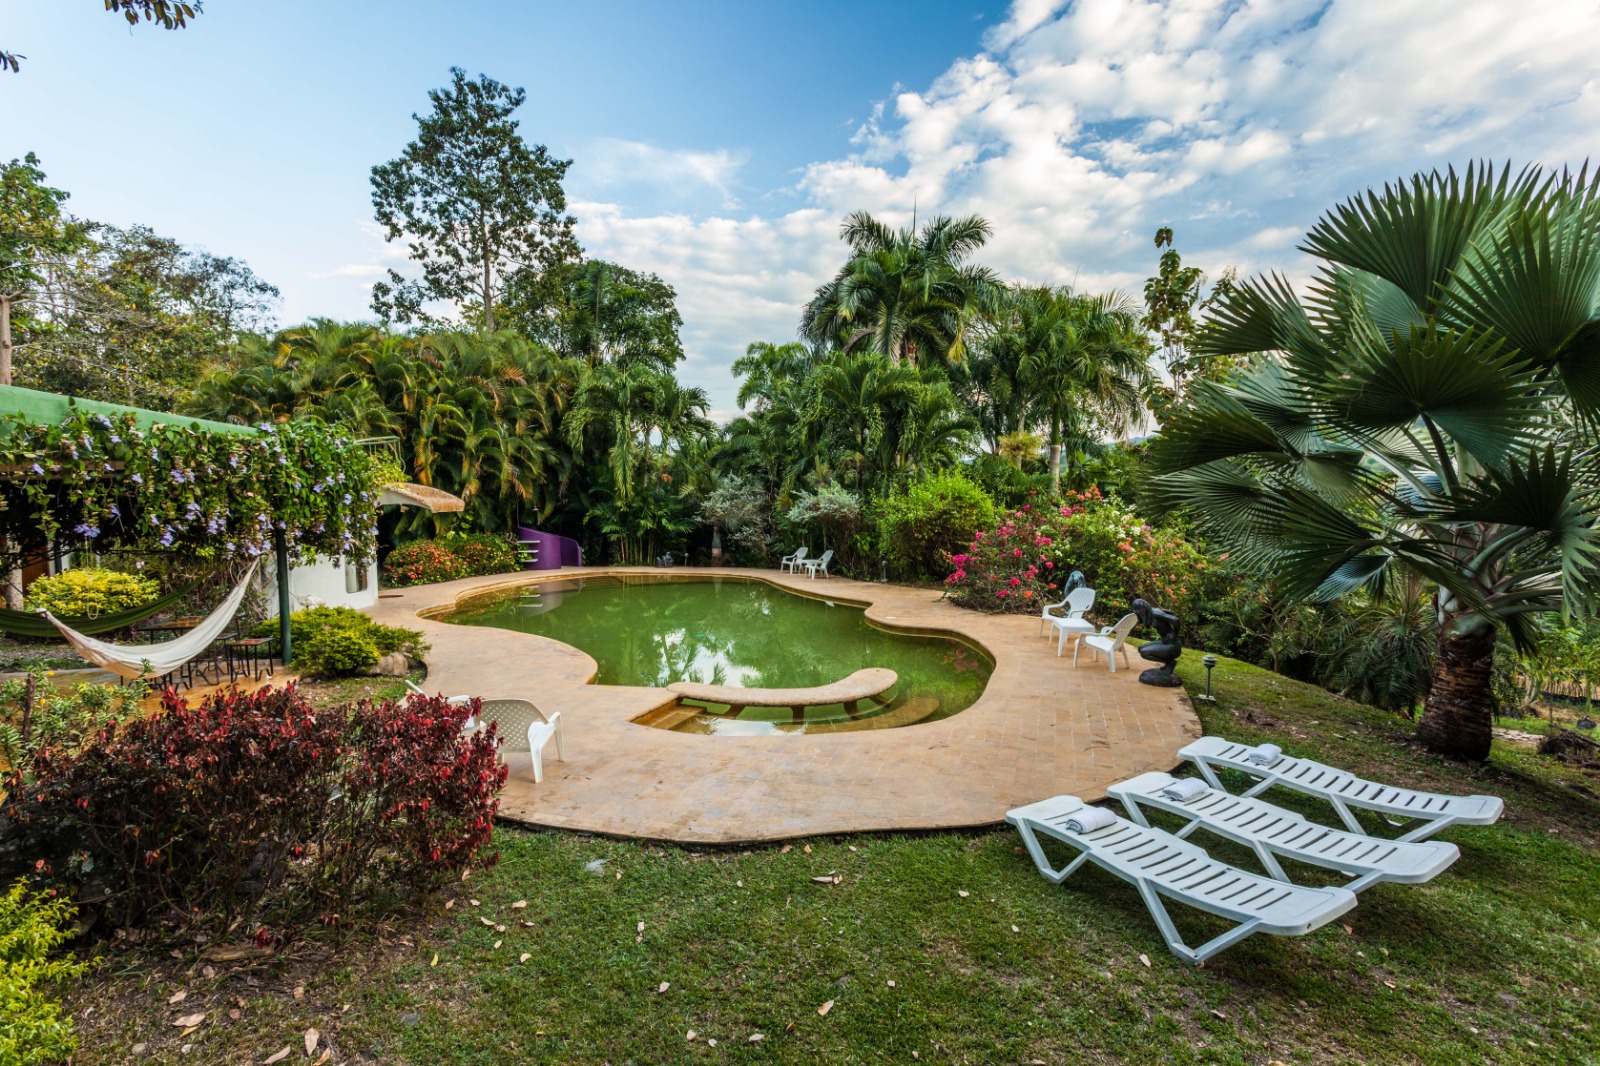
left=63, top=652, right=1600, bottom=1064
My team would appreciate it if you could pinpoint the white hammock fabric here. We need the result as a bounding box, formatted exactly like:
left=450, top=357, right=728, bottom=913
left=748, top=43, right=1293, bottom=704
left=42, top=560, right=261, bottom=680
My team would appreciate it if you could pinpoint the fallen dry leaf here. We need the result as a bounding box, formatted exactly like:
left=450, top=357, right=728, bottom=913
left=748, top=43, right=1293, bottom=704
left=803, top=844, right=812, bottom=853
left=173, top=1013, right=206, bottom=1028
left=818, top=1000, right=834, bottom=1017
left=1210, top=1009, right=1227, bottom=1020
left=958, top=890, right=970, bottom=898
left=201, top=964, right=216, bottom=979
left=496, top=924, right=506, bottom=933
left=1384, top=980, right=1397, bottom=989
left=469, top=899, right=480, bottom=907
left=480, top=917, right=495, bottom=927
left=686, top=1031, right=697, bottom=1041
left=511, top=900, right=527, bottom=909
left=1341, top=924, right=1354, bottom=935
left=637, top=921, right=645, bottom=932
left=293, top=985, right=304, bottom=1000
left=749, top=1033, right=765, bottom=1043
left=887, top=980, right=896, bottom=988
left=313, top=1053, right=331, bottom=1066
left=444, top=900, right=455, bottom=910
left=1139, top=954, right=1151, bottom=968
left=811, top=876, right=834, bottom=885
left=1011, top=925, right=1020, bottom=933
left=168, top=990, right=187, bottom=1005
left=262, top=1048, right=291, bottom=1065
left=493, top=940, right=502, bottom=950
left=304, top=1028, right=319, bottom=1055
left=229, top=1009, right=241, bottom=1021
left=520, top=953, right=531, bottom=963
left=430, top=953, right=439, bottom=967
left=658, top=982, right=670, bottom=993
left=780, top=844, right=792, bottom=854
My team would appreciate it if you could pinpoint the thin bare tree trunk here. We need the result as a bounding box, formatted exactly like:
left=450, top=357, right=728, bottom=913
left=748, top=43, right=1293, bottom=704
left=1, top=293, right=12, bottom=385
left=482, top=247, right=494, bottom=333
left=1415, top=622, right=1497, bottom=761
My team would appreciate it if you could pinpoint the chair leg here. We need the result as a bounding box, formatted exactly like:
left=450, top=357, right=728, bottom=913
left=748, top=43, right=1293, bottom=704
left=1073, top=641, right=1082, bottom=667
left=530, top=745, right=544, bottom=784
left=1014, top=822, right=1091, bottom=884
left=553, top=720, right=565, bottom=761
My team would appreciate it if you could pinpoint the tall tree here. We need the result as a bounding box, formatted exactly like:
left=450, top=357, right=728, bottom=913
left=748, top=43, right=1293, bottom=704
left=1148, top=163, right=1600, bottom=762
left=1142, top=226, right=1237, bottom=406
left=801, top=212, right=1001, bottom=366
left=0, top=154, right=85, bottom=384
left=370, top=68, right=579, bottom=333
left=508, top=259, right=684, bottom=369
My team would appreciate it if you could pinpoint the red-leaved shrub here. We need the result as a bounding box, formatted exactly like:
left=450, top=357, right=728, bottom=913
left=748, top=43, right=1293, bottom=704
left=15, top=685, right=506, bottom=941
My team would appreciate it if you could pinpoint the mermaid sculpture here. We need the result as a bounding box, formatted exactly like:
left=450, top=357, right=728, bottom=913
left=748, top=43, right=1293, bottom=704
left=1132, top=597, right=1183, bottom=687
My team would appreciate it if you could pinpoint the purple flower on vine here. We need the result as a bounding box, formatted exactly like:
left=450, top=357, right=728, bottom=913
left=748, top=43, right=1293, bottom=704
left=159, top=529, right=176, bottom=547
left=29, top=463, right=43, bottom=475
left=74, top=522, right=99, bottom=539
left=130, top=472, right=143, bottom=485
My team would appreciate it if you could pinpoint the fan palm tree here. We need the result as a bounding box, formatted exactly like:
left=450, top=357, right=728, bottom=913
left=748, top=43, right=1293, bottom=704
left=801, top=212, right=1001, bottom=366
left=1147, top=162, right=1600, bottom=761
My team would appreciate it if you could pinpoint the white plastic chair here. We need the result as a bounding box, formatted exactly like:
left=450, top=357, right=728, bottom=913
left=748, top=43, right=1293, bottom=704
left=802, top=549, right=834, bottom=579
left=1046, top=587, right=1097, bottom=656
left=405, top=683, right=565, bottom=783
left=1007, top=795, right=1357, bottom=964
left=1179, top=737, right=1504, bottom=842
left=779, top=546, right=809, bottom=573
left=1074, top=612, right=1138, bottom=672
left=1107, top=771, right=1460, bottom=892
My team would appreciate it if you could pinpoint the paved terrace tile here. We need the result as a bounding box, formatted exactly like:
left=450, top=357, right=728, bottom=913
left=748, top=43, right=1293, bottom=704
left=370, top=567, right=1200, bottom=844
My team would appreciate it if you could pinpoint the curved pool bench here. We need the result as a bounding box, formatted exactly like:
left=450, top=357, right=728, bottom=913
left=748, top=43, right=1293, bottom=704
left=371, top=566, right=1200, bottom=844
left=668, top=667, right=898, bottom=719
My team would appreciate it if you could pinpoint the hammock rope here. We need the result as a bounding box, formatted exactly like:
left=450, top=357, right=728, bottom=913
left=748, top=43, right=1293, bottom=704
left=41, top=560, right=261, bottom=680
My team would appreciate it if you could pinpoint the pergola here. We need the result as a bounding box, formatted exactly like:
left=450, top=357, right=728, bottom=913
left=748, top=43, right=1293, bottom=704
left=0, top=384, right=460, bottom=664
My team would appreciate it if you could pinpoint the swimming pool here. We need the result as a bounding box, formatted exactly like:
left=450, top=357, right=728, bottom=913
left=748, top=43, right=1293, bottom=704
left=441, top=574, right=993, bottom=734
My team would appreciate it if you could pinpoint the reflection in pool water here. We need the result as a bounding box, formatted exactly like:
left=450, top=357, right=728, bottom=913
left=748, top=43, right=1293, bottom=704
left=441, top=574, right=993, bottom=734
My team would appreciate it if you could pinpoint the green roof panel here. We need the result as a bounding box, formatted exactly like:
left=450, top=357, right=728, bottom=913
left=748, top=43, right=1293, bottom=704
left=0, top=384, right=259, bottom=437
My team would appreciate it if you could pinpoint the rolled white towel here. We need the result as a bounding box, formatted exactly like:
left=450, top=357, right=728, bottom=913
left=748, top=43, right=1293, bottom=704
left=1246, top=742, right=1283, bottom=766
left=1159, top=777, right=1208, bottom=802
left=1064, top=807, right=1117, bottom=833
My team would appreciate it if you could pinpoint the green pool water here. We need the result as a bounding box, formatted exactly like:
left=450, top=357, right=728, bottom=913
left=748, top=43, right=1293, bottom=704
left=441, top=574, right=993, bottom=735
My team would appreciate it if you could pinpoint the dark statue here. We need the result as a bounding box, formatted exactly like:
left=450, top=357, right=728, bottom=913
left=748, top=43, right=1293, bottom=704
left=1132, top=597, right=1183, bottom=687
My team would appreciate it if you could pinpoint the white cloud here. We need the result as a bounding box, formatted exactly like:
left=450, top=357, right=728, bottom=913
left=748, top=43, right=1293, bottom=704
left=550, top=1, right=1600, bottom=411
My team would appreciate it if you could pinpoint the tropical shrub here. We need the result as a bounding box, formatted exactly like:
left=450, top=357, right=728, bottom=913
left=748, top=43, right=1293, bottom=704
left=877, top=473, right=996, bottom=579
left=251, top=607, right=427, bottom=677
left=13, top=686, right=505, bottom=941
left=0, top=882, right=90, bottom=1066
left=945, top=490, right=1216, bottom=620
left=700, top=475, right=773, bottom=562
left=299, top=627, right=381, bottom=677
left=0, top=666, right=142, bottom=776
left=23, top=567, right=159, bottom=618
left=383, top=533, right=519, bottom=587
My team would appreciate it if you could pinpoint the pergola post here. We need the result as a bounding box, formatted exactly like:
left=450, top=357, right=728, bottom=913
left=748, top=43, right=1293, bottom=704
left=274, top=531, right=292, bottom=665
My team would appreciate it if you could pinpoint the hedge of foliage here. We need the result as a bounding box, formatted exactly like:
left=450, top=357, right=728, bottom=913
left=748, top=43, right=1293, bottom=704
left=945, top=489, right=1217, bottom=621
left=0, top=412, right=383, bottom=569
left=382, top=533, right=520, bottom=587
left=22, top=567, right=159, bottom=618
left=877, top=472, right=996, bottom=580
left=10, top=685, right=506, bottom=943
left=0, top=882, right=90, bottom=1066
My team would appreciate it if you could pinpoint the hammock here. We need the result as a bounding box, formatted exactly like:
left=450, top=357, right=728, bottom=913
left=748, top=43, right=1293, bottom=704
left=0, top=577, right=206, bottom=639
left=40, top=560, right=260, bottom=680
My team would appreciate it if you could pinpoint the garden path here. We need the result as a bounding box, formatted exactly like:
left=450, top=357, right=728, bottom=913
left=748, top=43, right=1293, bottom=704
left=369, top=567, right=1199, bottom=844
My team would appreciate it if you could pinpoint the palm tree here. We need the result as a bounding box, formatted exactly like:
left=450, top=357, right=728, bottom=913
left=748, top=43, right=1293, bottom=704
left=1009, top=287, right=1152, bottom=494
left=801, top=212, right=1001, bottom=366
left=1147, top=162, right=1600, bottom=761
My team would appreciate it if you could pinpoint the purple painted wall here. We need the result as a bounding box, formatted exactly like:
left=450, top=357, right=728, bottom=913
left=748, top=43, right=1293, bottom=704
left=516, top=527, right=583, bottom=570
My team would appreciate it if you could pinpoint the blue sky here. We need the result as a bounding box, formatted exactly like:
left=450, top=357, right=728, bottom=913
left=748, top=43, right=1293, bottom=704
left=7, top=1, right=1599, bottom=415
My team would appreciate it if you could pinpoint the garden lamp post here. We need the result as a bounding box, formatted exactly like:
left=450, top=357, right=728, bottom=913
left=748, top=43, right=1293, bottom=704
left=1196, top=654, right=1218, bottom=703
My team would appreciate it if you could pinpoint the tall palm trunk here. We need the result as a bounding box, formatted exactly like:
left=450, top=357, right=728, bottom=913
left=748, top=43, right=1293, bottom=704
left=1415, top=619, right=1497, bottom=762
left=1048, top=416, right=1062, bottom=497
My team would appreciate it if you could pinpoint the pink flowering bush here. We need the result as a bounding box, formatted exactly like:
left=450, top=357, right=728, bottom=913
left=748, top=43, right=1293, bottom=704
left=944, top=489, right=1217, bottom=619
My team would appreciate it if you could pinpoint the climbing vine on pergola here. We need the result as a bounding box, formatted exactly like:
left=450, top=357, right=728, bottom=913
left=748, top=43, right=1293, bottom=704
left=0, top=411, right=384, bottom=570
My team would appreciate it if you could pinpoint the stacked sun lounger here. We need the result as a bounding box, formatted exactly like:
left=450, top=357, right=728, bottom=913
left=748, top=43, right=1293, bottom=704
left=1008, top=736, right=1503, bottom=964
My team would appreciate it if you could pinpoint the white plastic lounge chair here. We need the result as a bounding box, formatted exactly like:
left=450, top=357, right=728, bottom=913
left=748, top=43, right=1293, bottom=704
left=1074, top=612, right=1138, bottom=672
left=1179, top=736, right=1504, bottom=843
left=801, top=549, right=834, bottom=579
left=1007, top=795, right=1357, bottom=964
left=1046, top=587, right=1098, bottom=656
left=404, top=684, right=565, bottom=783
left=1107, top=772, right=1460, bottom=893
left=780, top=546, right=809, bottom=573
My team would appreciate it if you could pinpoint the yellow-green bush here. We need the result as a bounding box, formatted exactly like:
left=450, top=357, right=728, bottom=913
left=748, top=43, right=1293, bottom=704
left=0, top=882, right=90, bottom=1066
left=23, top=568, right=160, bottom=619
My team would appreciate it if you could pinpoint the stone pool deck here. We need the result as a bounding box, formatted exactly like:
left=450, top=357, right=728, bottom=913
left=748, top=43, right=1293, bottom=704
left=370, top=567, right=1200, bottom=844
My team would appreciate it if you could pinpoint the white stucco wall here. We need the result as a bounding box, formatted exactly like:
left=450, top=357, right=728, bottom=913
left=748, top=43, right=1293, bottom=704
left=261, top=554, right=378, bottom=614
